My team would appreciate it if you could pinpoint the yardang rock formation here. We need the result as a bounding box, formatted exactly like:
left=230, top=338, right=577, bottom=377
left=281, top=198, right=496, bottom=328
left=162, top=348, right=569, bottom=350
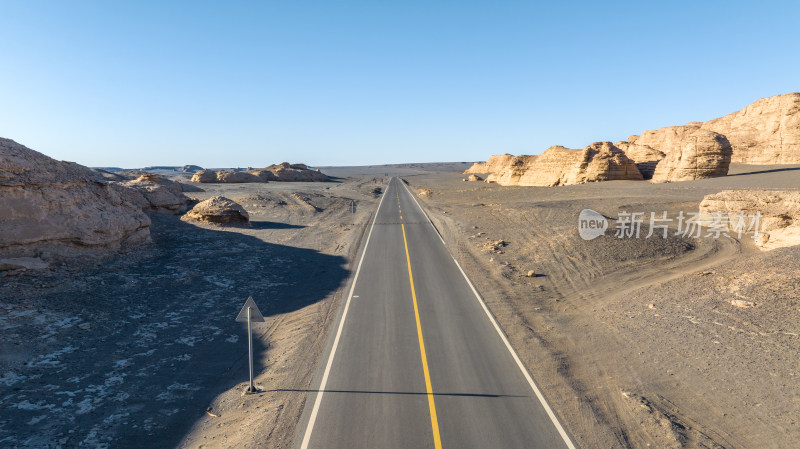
left=468, top=92, right=799, bottom=186
left=650, top=130, right=732, bottom=183
left=191, top=163, right=329, bottom=183
left=0, top=138, right=151, bottom=262
left=485, top=142, right=642, bottom=187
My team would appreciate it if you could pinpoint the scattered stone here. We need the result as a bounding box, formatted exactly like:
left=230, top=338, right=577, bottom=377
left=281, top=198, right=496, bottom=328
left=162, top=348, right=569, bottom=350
left=526, top=270, right=536, bottom=277
left=467, top=174, right=483, bottom=181
left=418, top=188, right=433, bottom=197
left=730, top=299, right=755, bottom=308
left=483, top=240, right=507, bottom=253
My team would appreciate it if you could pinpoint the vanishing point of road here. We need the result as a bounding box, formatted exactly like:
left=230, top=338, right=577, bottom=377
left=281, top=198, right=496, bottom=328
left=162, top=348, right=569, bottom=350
left=294, top=178, right=576, bottom=448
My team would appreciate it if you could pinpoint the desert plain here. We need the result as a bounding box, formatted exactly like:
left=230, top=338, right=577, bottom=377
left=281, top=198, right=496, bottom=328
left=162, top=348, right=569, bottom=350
left=1, top=93, right=800, bottom=449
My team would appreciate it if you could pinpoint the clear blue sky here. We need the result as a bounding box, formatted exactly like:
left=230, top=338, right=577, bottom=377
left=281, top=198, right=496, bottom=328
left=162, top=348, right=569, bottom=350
left=1, top=1, right=798, bottom=168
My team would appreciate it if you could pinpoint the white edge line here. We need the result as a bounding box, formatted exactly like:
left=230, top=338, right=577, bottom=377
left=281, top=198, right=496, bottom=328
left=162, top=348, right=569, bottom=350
left=401, top=179, right=576, bottom=449
left=451, top=258, right=577, bottom=449
left=399, top=180, right=446, bottom=245
left=299, top=178, right=390, bottom=449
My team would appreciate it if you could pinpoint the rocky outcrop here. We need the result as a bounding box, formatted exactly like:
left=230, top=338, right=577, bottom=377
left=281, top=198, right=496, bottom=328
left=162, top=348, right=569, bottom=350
left=701, top=93, right=800, bottom=164
left=190, top=170, right=217, bottom=183
left=472, top=93, right=800, bottom=187
left=0, top=138, right=151, bottom=261
left=191, top=163, right=329, bottom=183
left=622, top=93, right=800, bottom=168
left=117, top=174, right=192, bottom=213
left=699, top=190, right=800, bottom=250
left=650, top=130, right=732, bottom=183
left=215, top=170, right=259, bottom=183
left=614, top=141, right=665, bottom=180
left=180, top=165, right=203, bottom=173
left=182, top=196, right=250, bottom=224
left=258, top=163, right=329, bottom=182
left=487, top=155, right=538, bottom=185
left=464, top=154, right=516, bottom=174
left=485, top=142, right=642, bottom=186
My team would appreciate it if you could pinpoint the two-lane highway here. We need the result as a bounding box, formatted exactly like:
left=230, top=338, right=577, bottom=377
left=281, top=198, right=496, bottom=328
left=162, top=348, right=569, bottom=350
left=295, top=178, right=575, bottom=448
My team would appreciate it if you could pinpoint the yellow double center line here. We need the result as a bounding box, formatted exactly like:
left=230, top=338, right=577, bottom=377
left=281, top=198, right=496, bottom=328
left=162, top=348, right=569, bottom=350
left=401, top=223, right=442, bottom=449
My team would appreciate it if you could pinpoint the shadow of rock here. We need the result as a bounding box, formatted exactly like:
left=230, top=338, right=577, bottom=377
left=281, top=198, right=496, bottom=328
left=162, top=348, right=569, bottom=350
left=247, top=220, right=306, bottom=230
left=0, top=214, right=348, bottom=448
left=726, top=166, right=800, bottom=177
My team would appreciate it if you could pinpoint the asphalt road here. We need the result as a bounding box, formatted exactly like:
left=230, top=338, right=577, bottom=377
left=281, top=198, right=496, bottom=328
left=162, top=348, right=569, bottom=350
left=295, top=178, right=575, bottom=449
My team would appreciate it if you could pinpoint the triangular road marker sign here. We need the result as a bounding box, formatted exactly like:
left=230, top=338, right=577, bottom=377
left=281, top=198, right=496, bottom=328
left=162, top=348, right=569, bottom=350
left=236, top=296, right=265, bottom=322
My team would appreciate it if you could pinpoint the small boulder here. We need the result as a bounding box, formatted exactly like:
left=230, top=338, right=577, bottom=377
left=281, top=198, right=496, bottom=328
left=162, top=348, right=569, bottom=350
left=183, top=196, right=249, bottom=224
left=730, top=299, right=755, bottom=308
left=467, top=174, right=483, bottom=181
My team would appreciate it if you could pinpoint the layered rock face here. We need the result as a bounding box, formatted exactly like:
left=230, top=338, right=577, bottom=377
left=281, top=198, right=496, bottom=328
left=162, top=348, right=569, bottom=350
left=617, top=125, right=704, bottom=180
left=487, top=143, right=642, bottom=186
left=183, top=196, right=249, bottom=224
left=650, top=130, right=732, bottom=183
left=486, top=155, right=538, bottom=185
left=0, top=138, right=151, bottom=261
left=699, top=190, right=800, bottom=250
left=464, top=154, right=516, bottom=174
left=701, top=92, right=800, bottom=164
left=191, top=163, right=329, bottom=183
left=614, top=141, right=665, bottom=179
left=468, top=93, right=799, bottom=187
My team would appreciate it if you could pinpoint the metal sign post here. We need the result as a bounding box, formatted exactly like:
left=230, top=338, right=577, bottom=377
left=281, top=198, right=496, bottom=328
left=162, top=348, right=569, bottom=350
left=236, top=296, right=265, bottom=394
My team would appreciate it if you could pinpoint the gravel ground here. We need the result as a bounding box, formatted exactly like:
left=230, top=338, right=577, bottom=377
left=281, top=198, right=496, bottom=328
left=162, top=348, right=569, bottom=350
left=405, top=164, right=800, bottom=449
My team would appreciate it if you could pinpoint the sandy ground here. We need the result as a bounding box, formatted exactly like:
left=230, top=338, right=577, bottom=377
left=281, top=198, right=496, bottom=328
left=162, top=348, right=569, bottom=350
left=405, top=164, right=800, bottom=449
left=2, top=162, right=797, bottom=448
left=0, top=174, right=384, bottom=448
